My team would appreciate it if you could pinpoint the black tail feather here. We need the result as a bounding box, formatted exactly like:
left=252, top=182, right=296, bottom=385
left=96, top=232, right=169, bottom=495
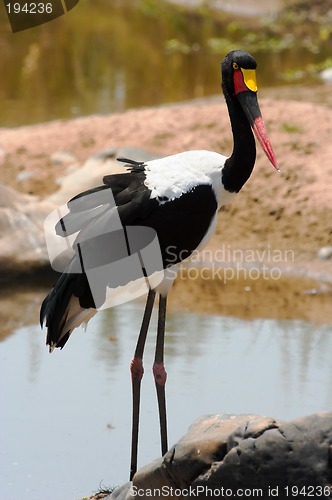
left=40, top=272, right=96, bottom=350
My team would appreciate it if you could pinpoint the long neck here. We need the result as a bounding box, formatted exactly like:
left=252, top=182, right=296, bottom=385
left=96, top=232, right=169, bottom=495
left=221, top=92, right=256, bottom=193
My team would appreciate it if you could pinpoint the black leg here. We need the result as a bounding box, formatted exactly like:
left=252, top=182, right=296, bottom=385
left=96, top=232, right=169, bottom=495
left=153, top=294, right=168, bottom=457
left=130, top=289, right=156, bottom=480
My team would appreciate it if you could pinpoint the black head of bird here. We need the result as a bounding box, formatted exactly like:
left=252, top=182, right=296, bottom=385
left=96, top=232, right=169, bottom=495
left=222, top=49, right=279, bottom=173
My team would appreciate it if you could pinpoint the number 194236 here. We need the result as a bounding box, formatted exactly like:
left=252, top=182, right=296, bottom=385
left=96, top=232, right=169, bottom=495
left=6, top=3, right=53, bottom=14
left=285, top=485, right=332, bottom=497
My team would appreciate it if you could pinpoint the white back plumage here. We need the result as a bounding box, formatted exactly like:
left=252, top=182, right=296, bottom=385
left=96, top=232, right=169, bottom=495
left=144, top=150, right=235, bottom=208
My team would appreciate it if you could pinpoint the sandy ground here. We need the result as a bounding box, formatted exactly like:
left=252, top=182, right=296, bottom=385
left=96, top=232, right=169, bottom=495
left=1, top=85, right=332, bottom=334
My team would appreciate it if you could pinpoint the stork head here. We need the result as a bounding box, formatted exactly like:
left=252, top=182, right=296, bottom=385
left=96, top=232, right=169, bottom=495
left=222, top=50, right=279, bottom=171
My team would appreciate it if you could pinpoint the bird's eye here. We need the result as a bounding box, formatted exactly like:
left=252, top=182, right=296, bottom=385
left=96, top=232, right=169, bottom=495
left=232, top=62, right=239, bottom=70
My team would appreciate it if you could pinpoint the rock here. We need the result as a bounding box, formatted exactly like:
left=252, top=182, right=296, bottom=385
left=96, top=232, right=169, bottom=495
left=47, top=148, right=124, bottom=206
left=107, top=412, right=332, bottom=500
left=50, top=150, right=77, bottom=165
left=92, top=146, right=117, bottom=161
left=320, top=68, right=332, bottom=84
left=0, top=184, right=53, bottom=272
left=16, top=170, right=34, bottom=183
left=116, top=146, right=159, bottom=163
left=0, top=147, right=7, bottom=165
left=317, top=246, right=332, bottom=260
left=0, top=183, right=31, bottom=209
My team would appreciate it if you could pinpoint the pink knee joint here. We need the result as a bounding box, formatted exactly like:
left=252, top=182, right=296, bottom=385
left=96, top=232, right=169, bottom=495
left=153, top=362, right=167, bottom=386
left=130, top=357, right=144, bottom=381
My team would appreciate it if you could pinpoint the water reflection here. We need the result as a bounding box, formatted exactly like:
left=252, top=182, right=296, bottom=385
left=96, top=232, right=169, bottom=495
left=0, top=1, right=330, bottom=127
left=1, top=300, right=331, bottom=500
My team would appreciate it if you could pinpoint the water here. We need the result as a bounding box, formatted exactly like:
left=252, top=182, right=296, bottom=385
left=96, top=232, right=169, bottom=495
left=0, top=0, right=330, bottom=127
left=1, top=300, right=332, bottom=500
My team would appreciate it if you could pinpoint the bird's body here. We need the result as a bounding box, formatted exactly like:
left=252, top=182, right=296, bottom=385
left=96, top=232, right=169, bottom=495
left=40, top=50, right=278, bottom=479
left=41, top=149, right=236, bottom=349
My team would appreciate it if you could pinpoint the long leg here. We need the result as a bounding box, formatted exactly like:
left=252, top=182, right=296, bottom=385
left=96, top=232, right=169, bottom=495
left=153, top=294, right=168, bottom=457
left=130, top=289, right=156, bottom=480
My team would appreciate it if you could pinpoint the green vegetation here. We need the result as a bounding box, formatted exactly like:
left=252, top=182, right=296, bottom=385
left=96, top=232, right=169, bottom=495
left=281, top=122, right=304, bottom=134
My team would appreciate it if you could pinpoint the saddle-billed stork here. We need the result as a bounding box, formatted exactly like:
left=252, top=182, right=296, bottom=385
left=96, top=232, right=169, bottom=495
left=40, top=50, right=278, bottom=480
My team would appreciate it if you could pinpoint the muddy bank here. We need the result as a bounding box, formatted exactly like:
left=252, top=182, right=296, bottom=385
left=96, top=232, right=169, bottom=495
left=170, top=270, right=332, bottom=323
left=1, top=269, right=331, bottom=345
